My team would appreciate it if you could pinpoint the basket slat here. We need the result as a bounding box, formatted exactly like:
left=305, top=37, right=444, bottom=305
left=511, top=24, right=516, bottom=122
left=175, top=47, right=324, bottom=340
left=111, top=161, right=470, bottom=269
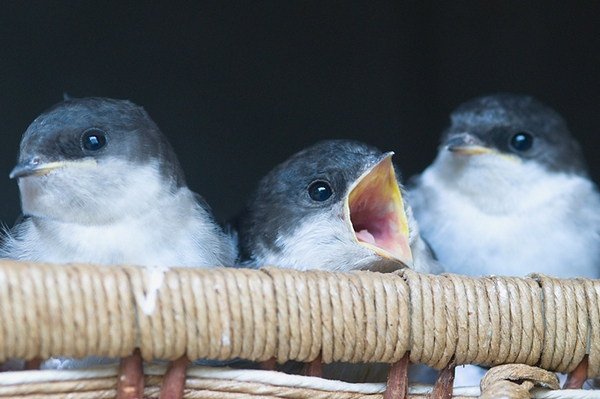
left=0, top=260, right=598, bottom=379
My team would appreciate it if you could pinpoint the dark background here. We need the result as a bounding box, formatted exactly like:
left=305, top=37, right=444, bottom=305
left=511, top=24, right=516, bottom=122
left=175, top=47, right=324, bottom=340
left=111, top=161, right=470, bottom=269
left=1, top=2, right=599, bottom=224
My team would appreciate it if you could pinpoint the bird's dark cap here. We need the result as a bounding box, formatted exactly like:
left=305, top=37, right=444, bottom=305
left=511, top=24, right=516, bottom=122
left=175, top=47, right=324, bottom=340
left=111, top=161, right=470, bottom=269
left=17, top=97, right=187, bottom=188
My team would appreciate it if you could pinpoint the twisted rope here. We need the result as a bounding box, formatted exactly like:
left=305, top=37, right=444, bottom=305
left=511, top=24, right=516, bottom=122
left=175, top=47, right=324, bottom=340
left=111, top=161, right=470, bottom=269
left=0, top=261, right=598, bottom=378
left=0, top=364, right=597, bottom=399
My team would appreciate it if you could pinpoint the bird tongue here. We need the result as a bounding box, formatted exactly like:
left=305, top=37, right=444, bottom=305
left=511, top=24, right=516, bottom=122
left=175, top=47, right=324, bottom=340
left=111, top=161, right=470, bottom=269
left=344, top=153, right=413, bottom=268
left=355, top=229, right=376, bottom=245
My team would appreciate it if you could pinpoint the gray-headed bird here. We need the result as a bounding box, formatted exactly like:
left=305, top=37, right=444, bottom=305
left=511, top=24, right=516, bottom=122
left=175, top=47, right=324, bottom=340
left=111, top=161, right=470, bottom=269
left=233, top=139, right=442, bottom=383
left=3, top=97, right=237, bottom=398
left=408, top=93, right=600, bottom=278
left=234, top=139, right=441, bottom=274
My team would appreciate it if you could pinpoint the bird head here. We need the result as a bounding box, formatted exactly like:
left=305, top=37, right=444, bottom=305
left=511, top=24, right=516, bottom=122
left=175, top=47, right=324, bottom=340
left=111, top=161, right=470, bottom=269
left=11, top=97, right=186, bottom=225
left=235, top=139, right=415, bottom=272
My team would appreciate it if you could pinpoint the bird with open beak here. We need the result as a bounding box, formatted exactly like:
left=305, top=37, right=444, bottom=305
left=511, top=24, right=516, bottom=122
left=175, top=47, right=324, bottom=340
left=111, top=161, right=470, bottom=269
left=2, top=97, right=237, bottom=399
left=233, top=139, right=442, bottom=383
left=235, top=139, right=440, bottom=274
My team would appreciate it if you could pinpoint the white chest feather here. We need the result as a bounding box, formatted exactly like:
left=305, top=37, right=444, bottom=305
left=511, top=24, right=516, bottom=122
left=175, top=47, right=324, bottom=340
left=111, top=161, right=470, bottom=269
left=5, top=192, right=235, bottom=268
left=409, top=154, right=600, bottom=278
left=253, top=213, right=378, bottom=271
left=252, top=211, right=439, bottom=273
left=3, top=161, right=236, bottom=268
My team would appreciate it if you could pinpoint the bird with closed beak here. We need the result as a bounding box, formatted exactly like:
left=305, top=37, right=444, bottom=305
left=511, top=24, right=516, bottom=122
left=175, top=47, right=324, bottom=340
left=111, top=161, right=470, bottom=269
left=2, top=97, right=237, bottom=398
left=408, top=93, right=600, bottom=279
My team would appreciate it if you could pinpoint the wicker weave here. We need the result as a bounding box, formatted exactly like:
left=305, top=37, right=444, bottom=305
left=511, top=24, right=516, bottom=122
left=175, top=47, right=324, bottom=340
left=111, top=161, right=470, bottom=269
left=0, top=260, right=599, bottom=397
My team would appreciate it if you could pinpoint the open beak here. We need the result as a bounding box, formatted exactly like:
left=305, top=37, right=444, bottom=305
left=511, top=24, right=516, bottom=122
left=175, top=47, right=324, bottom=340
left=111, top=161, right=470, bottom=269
left=444, top=133, right=494, bottom=155
left=10, top=157, right=97, bottom=179
left=343, top=153, right=413, bottom=268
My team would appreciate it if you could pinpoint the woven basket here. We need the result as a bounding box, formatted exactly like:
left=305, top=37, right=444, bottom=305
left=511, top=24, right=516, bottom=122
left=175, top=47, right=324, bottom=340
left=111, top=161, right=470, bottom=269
left=0, top=260, right=598, bottom=398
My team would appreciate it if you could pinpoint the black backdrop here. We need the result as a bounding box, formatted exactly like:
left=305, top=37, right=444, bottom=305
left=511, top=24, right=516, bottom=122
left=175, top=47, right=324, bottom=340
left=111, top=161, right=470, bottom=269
left=1, top=2, right=599, bottom=224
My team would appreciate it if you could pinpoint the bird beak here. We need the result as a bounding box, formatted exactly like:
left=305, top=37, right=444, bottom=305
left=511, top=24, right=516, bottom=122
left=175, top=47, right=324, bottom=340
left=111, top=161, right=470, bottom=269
left=444, top=133, right=494, bottom=155
left=10, top=157, right=97, bottom=179
left=343, top=153, right=413, bottom=268
left=444, top=133, right=520, bottom=163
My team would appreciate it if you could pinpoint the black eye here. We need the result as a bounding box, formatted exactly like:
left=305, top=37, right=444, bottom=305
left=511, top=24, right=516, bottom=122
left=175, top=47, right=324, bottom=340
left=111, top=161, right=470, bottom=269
left=308, top=181, right=332, bottom=201
left=509, top=132, right=534, bottom=152
left=81, top=128, right=107, bottom=151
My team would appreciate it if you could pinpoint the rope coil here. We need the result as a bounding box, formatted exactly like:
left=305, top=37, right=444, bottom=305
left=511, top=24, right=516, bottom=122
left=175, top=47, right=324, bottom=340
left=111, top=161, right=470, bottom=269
left=0, top=260, right=598, bottom=378
left=0, top=364, right=597, bottom=399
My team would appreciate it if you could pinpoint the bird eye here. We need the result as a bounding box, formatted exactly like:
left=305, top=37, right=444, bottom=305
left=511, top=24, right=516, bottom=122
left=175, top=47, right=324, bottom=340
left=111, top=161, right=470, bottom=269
left=308, top=181, right=332, bottom=201
left=81, top=128, right=107, bottom=151
left=509, top=132, right=534, bottom=152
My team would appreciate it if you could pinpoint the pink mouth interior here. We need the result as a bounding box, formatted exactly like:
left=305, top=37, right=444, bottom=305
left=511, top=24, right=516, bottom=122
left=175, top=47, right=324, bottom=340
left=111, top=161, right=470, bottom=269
left=350, top=187, right=399, bottom=253
left=346, top=155, right=413, bottom=266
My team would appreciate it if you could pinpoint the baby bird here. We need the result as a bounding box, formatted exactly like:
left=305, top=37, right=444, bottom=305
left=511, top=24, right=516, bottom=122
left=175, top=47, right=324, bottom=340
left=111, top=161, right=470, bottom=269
left=4, top=97, right=235, bottom=268
left=234, top=139, right=442, bottom=383
left=408, top=93, right=600, bottom=278
left=3, top=97, right=237, bottom=398
left=234, top=139, right=440, bottom=274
